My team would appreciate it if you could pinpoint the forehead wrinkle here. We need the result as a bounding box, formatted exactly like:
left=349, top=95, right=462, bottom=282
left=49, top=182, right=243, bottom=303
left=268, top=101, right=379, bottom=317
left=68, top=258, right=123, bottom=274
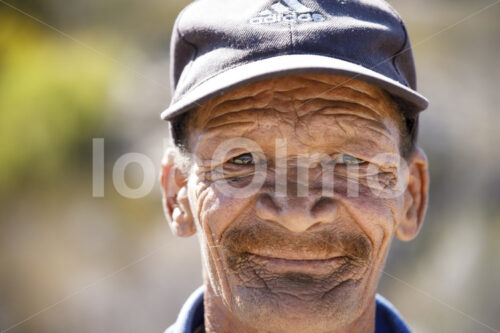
left=315, top=109, right=393, bottom=140
left=293, top=74, right=386, bottom=99
left=210, top=92, right=272, bottom=115
left=272, top=74, right=384, bottom=104
left=286, top=80, right=379, bottom=103
left=315, top=111, right=389, bottom=133
left=285, top=75, right=399, bottom=122
left=298, top=100, right=383, bottom=122
left=202, top=80, right=392, bottom=129
left=205, top=92, right=300, bottom=129
left=295, top=111, right=399, bottom=152
left=188, top=73, right=401, bottom=152
left=194, top=86, right=289, bottom=130
left=294, top=87, right=384, bottom=116
left=205, top=109, right=275, bottom=130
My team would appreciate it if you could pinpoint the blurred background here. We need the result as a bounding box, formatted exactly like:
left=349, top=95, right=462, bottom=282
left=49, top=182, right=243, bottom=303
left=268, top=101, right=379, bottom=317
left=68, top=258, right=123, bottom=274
left=0, top=0, right=499, bottom=332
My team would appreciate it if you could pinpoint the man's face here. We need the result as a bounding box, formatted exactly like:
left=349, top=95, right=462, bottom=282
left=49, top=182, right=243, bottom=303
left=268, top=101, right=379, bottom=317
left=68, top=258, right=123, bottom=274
left=164, top=74, right=427, bottom=333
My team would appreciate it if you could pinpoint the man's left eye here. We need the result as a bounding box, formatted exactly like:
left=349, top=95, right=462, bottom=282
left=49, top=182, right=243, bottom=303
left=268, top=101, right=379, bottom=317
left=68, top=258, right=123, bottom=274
left=230, top=153, right=254, bottom=165
left=333, top=154, right=366, bottom=165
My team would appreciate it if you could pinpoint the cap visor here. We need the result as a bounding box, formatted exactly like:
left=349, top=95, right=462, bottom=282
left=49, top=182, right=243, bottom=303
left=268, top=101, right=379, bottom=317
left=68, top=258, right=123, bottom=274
left=161, top=54, right=428, bottom=120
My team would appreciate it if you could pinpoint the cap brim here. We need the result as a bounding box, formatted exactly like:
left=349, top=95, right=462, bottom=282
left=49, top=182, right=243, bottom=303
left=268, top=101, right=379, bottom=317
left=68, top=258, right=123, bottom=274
left=161, top=54, right=428, bottom=120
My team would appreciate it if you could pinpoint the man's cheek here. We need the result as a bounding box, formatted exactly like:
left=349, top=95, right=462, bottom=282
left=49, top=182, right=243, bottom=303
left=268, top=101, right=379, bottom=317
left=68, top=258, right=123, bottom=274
left=340, top=195, right=402, bottom=249
left=190, top=179, right=255, bottom=242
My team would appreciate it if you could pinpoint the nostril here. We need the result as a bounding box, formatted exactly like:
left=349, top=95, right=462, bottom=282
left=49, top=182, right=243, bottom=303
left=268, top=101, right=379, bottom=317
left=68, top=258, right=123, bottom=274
left=256, top=193, right=281, bottom=219
left=256, top=194, right=338, bottom=233
left=311, top=197, right=335, bottom=216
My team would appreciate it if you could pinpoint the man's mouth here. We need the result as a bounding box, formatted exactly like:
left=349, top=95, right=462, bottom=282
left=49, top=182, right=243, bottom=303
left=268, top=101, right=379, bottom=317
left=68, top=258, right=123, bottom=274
left=221, top=222, right=372, bottom=283
left=247, top=252, right=347, bottom=275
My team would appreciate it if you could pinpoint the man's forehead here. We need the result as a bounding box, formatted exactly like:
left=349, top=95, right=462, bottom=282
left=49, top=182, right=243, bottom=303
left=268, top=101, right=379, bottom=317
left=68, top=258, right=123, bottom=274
left=183, top=74, right=403, bottom=159
left=190, top=74, right=400, bottom=130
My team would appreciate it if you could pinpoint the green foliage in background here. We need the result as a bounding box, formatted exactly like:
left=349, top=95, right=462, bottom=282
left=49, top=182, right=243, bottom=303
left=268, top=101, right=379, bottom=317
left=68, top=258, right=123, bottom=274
left=0, top=14, right=116, bottom=193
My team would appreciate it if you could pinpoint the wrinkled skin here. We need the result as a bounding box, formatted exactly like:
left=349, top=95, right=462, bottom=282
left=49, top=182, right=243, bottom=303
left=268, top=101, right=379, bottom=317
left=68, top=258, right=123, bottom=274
left=161, top=74, right=429, bottom=333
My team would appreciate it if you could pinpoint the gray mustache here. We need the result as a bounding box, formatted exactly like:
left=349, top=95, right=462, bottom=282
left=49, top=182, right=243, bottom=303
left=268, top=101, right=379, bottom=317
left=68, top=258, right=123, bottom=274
left=221, top=221, right=372, bottom=262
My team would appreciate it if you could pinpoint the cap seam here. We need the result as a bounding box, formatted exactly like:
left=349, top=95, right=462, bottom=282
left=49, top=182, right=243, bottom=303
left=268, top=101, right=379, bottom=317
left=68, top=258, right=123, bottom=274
left=174, top=1, right=199, bottom=93
left=391, top=18, right=409, bottom=86
left=380, top=2, right=408, bottom=86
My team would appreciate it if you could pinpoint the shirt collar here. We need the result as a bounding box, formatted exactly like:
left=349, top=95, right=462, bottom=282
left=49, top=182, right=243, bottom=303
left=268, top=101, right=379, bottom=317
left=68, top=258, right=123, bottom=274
left=166, top=286, right=411, bottom=333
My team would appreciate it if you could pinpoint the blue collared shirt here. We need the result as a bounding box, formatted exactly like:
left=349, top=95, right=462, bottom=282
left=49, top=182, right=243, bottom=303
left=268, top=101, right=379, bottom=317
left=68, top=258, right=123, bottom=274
left=166, top=286, right=411, bottom=333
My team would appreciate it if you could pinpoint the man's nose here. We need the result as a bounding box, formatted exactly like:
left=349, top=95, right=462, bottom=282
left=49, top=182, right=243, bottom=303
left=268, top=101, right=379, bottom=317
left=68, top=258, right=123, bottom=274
left=255, top=190, right=338, bottom=233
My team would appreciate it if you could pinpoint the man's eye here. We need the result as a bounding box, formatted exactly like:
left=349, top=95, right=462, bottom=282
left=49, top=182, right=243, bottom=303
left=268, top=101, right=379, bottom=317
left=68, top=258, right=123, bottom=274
left=332, top=154, right=366, bottom=165
left=230, top=153, right=254, bottom=165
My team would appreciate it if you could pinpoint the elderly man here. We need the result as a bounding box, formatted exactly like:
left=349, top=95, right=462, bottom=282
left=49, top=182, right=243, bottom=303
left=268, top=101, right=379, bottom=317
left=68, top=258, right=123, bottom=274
left=160, top=0, right=429, bottom=332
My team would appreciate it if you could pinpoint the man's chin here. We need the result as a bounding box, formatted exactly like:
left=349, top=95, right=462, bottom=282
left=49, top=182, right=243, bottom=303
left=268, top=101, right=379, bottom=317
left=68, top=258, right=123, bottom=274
left=229, top=278, right=365, bottom=333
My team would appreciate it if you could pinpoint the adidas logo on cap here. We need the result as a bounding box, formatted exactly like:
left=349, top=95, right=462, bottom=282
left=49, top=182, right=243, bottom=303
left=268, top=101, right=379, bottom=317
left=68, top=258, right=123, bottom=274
left=250, top=0, right=325, bottom=25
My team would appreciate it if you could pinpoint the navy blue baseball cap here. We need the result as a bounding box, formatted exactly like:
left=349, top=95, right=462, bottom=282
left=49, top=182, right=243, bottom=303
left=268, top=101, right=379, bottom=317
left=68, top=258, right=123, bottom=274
left=161, top=0, right=428, bottom=122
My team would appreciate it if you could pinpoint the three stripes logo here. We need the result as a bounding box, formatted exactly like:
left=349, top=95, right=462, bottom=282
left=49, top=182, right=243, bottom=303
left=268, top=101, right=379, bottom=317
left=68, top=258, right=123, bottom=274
left=250, top=0, right=325, bottom=25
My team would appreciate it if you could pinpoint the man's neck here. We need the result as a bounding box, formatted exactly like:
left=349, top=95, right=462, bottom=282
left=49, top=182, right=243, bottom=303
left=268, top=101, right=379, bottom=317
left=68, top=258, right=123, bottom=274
left=203, top=282, right=376, bottom=333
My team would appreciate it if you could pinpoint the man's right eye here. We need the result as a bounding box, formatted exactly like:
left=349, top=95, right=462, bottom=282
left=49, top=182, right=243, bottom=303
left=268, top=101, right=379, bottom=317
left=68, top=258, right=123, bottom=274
left=230, top=153, right=254, bottom=165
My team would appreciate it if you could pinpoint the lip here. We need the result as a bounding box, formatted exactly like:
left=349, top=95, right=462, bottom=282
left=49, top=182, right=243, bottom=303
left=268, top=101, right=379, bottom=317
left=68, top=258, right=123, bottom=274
left=247, top=253, right=347, bottom=275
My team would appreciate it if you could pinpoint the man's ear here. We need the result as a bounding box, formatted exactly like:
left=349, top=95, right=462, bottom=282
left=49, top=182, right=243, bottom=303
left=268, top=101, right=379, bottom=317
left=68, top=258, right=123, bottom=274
left=160, top=150, right=196, bottom=237
left=396, top=147, right=429, bottom=242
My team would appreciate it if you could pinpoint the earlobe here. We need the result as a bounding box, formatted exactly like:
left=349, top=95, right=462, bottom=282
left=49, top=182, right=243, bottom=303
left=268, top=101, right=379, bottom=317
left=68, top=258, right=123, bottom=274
left=160, top=157, right=196, bottom=237
left=396, top=147, right=429, bottom=241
